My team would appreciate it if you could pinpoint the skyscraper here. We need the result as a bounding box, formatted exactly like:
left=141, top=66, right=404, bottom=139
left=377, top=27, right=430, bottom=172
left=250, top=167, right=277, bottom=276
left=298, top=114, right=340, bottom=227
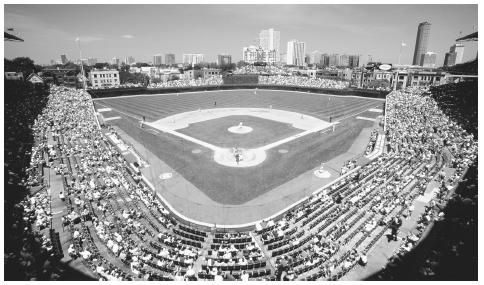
left=124, top=56, right=135, bottom=65
left=286, top=40, right=306, bottom=66
left=310, top=50, right=321, bottom=65
left=348, top=55, right=360, bottom=68
left=183, top=54, right=204, bottom=65
left=444, top=52, right=457, bottom=67
left=153, top=54, right=162, bottom=66
left=217, top=54, right=232, bottom=66
left=304, top=55, right=311, bottom=65
left=412, top=21, right=431, bottom=66
left=165, top=54, right=176, bottom=66
left=320, top=54, right=330, bottom=67
left=259, top=28, right=281, bottom=62
left=421, top=52, right=437, bottom=68
left=339, top=54, right=350, bottom=67
left=328, top=54, right=340, bottom=67
left=61, top=54, right=68, bottom=64
left=111, top=57, right=120, bottom=66
left=450, top=43, right=465, bottom=65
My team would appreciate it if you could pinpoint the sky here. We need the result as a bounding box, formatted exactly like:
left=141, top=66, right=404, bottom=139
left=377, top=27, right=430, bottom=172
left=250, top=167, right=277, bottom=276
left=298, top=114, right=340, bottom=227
left=4, top=4, right=478, bottom=66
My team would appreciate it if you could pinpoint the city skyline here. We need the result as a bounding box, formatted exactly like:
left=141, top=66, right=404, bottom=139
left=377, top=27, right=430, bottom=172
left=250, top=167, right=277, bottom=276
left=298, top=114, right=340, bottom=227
left=5, top=4, right=478, bottom=66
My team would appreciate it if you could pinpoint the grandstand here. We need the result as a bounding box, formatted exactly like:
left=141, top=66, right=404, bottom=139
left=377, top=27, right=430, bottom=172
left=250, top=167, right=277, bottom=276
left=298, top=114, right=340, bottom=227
left=5, top=77, right=477, bottom=281
left=222, top=74, right=259, bottom=85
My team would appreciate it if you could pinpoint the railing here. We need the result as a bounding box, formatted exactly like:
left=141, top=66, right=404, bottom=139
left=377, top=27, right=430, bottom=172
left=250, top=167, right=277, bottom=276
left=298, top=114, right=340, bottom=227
left=88, top=84, right=390, bottom=99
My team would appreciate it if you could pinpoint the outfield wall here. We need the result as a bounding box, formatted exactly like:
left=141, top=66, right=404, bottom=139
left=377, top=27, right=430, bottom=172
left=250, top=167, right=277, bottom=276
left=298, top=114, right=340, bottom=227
left=88, top=85, right=390, bottom=99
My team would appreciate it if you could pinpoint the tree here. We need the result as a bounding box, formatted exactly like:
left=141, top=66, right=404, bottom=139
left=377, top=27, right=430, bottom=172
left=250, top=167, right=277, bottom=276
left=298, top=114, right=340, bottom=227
left=120, top=64, right=130, bottom=73
left=207, top=62, right=218, bottom=69
left=94, top=62, right=110, bottom=69
left=236, top=60, right=249, bottom=68
left=4, top=57, right=41, bottom=78
left=83, top=65, right=92, bottom=74
left=150, top=77, right=162, bottom=84
left=135, top=62, right=150, bottom=68
left=119, top=70, right=149, bottom=85
left=220, top=63, right=236, bottom=72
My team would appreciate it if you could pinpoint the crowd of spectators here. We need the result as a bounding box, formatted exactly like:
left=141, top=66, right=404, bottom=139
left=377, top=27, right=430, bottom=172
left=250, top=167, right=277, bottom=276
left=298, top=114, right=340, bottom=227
left=90, top=83, right=143, bottom=90
left=50, top=87, right=167, bottom=279
left=428, top=81, right=477, bottom=139
left=258, top=75, right=349, bottom=89
left=147, top=75, right=223, bottom=89
left=233, top=65, right=292, bottom=76
left=386, top=87, right=476, bottom=171
left=367, top=82, right=478, bottom=280
left=364, top=129, right=379, bottom=155
left=340, top=159, right=358, bottom=175
left=4, top=81, right=61, bottom=280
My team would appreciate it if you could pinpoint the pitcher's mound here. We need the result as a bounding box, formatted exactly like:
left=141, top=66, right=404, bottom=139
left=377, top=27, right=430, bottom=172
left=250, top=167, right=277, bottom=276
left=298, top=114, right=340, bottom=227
left=228, top=125, right=253, bottom=134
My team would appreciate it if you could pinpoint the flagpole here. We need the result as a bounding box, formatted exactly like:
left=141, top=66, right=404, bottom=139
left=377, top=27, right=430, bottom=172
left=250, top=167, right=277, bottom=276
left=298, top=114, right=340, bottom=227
left=77, top=38, right=87, bottom=90
left=398, top=43, right=403, bottom=65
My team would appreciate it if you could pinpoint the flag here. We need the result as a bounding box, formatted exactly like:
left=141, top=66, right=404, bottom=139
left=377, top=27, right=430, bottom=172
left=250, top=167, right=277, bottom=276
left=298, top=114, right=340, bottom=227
left=401, top=42, right=407, bottom=47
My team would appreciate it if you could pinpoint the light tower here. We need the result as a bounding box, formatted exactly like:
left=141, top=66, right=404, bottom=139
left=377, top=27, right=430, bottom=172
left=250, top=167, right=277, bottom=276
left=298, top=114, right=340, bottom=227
left=75, top=37, right=87, bottom=90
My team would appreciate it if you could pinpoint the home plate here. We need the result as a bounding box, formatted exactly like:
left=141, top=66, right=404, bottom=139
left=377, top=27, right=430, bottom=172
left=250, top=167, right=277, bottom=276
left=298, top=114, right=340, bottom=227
left=160, top=173, right=173, bottom=180
left=192, top=149, right=202, bottom=154
left=97, top=108, right=112, bottom=112
left=278, top=149, right=288, bottom=154
left=368, top=108, right=383, bottom=113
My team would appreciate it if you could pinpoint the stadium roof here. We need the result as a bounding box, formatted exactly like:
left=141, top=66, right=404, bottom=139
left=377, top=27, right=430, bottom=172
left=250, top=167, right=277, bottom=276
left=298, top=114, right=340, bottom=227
left=4, top=31, right=24, bottom=42
left=456, top=31, right=478, bottom=42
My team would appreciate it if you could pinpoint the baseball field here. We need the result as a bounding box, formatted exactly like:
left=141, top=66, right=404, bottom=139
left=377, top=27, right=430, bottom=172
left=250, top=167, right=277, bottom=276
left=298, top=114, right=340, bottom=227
left=93, top=89, right=384, bottom=225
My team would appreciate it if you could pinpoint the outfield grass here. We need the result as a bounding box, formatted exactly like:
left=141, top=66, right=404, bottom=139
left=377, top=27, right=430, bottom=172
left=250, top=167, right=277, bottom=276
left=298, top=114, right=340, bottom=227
left=95, top=90, right=383, bottom=122
left=97, top=90, right=378, bottom=205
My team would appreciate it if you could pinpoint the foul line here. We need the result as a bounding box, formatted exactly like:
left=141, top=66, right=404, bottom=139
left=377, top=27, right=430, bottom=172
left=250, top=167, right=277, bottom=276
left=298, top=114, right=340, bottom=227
left=260, top=126, right=327, bottom=151
left=95, top=102, right=143, bottom=121
left=335, top=104, right=383, bottom=123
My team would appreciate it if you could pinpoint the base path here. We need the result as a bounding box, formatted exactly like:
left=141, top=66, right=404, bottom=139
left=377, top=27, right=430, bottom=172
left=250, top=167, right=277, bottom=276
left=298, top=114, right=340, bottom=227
left=146, top=107, right=328, bottom=132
